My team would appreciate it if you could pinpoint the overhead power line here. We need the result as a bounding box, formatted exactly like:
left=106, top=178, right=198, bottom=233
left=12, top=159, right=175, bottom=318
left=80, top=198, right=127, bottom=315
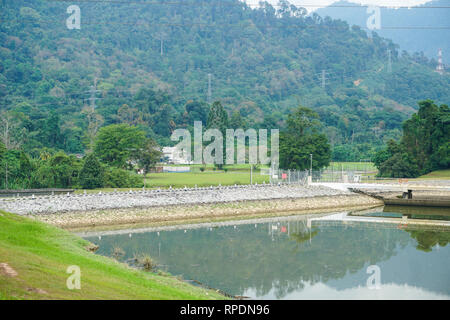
left=4, top=18, right=450, bottom=30
left=44, top=0, right=450, bottom=9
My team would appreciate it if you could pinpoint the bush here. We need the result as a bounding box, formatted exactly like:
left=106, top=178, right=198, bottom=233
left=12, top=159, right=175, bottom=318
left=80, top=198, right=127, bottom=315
left=138, top=254, right=156, bottom=272
left=103, top=167, right=143, bottom=188
left=112, top=247, right=125, bottom=260
left=78, top=154, right=104, bottom=189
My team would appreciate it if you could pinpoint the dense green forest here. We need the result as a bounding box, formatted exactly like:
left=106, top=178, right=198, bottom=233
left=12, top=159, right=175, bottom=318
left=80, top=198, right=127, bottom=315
left=0, top=123, right=157, bottom=189
left=374, top=100, right=449, bottom=178
left=316, top=0, right=450, bottom=64
left=1, top=0, right=449, bottom=163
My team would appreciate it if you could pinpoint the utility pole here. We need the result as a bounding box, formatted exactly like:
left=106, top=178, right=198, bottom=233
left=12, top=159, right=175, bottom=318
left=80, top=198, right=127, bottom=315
left=387, top=49, right=392, bottom=73
left=207, top=73, right=212, bottom=104
left=310, top=154, right=313, bottom=176
left=436, top=48, right=444, bottom=75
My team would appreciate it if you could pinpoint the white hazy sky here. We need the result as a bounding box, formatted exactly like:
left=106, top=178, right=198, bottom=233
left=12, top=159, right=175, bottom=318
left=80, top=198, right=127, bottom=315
left=243, top=0, right=433, bottom=11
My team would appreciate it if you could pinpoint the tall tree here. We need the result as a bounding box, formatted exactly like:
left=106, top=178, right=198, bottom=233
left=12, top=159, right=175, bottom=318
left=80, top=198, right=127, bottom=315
left=183, top=100, right=209, bottom=126
left=0, top=110, right=24, bottom=150
left=137, top=139, right=162, bottom=188
left=206, top=101, right=229, bottom=167
left=0, top=142, right=5, bottom=162
left=94, top=124, right=147, bottom=169
left=374, top=100, right=449, bottom=177
left=207, top=101, right=229, bottom=133
left=42, top=111, right=63, bottom=149
left=280, top=106, right=331, bottom=170
left=229, top=110, right=246, bottom=129
left=79, top=153, right=104, bottom=189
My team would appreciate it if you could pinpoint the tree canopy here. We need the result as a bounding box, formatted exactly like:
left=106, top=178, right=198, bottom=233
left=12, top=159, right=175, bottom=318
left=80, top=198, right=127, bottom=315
left=94, top=124, right=147, bottom=169
left=280, top=106, right=331, bottom=170
left=374, top=100, right=449, bottom=178
left=0, top=0, right=448, bottom=161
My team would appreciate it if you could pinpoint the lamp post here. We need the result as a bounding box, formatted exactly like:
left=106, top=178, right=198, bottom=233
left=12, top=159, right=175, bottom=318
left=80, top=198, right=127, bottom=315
left=310, top=154, right=313, bottom=177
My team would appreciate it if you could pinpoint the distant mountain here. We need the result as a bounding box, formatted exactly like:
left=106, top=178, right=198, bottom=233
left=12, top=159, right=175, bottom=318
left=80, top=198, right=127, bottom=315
left=316, top=0, right=450, bottom=63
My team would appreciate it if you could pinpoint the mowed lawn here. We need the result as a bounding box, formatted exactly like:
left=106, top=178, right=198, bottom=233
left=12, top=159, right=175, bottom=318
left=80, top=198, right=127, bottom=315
left=0, top=211, right=224, bottom=300
left=327, top=162, right=377, bottom=171
left=418, top=169, right=450, bottom=180
left=145, top=171, right=270, bottom=188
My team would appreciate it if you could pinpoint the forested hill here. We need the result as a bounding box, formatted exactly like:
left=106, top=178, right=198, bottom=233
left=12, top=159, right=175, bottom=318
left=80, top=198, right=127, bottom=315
left=1, top=0, right=449, bottom=159
left=316, top=0, right=450, bottom=63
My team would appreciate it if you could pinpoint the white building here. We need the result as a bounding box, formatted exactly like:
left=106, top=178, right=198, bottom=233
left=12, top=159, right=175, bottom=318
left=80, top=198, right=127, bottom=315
left=162, top=146, right=192, bottom=164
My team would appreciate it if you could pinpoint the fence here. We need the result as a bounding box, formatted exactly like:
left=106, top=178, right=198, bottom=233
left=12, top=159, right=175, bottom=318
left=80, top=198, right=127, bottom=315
left=267, top=168, right=387, bottom=185
left=269, top=169, right=310, bottom=185
left=315, top=168, right=402, bottom=183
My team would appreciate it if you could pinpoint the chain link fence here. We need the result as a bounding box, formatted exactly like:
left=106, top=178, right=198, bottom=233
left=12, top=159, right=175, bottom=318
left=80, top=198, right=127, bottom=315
left=268, top=169, right=310, bottom=185
left=265, top=168, right=383, bottom=185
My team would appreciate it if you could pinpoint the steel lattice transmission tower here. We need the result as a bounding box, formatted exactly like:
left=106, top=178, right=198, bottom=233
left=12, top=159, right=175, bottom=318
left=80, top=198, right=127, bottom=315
left=207, top=73, right=212, bottom=104
left=436, top=48, right=444, bottom=75
left=387, top=49, right=392, bottom=73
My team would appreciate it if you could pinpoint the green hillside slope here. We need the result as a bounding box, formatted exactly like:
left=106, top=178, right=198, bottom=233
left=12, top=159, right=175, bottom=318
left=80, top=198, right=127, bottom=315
left=1, top=0, right=449, bottom=159
left=0, top=210, right=224, bottom=300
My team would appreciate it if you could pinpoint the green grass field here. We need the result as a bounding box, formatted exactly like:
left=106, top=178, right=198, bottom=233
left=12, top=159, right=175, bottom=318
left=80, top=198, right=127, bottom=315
left=143, top=162, right=377, bottom=188
left=0, top=211, right=224, bottom=300
left=72, top=162, right=379, bottom=192
left=145, top=171, right=270, bottom=188
left=162, top=164, right=267, bottom=171
left=326, top=162, right=377, bottom=172
left=418, top=169, right=450, bottom=180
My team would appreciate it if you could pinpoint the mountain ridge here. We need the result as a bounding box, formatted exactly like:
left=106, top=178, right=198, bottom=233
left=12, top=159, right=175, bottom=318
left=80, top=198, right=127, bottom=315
left=316, top=0, right=450, bottom=63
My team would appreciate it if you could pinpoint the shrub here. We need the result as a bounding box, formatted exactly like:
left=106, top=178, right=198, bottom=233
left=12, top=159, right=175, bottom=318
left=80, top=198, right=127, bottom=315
left=138, top=254, right=156, bottom=271
left=112, top=246, right=125, bottom=260
left=79, top=153, right=104, bottom=189
left=103, top=167, right=143, bottom=188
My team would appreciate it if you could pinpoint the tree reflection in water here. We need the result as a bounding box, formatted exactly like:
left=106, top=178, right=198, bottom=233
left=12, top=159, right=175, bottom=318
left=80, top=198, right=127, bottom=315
left=85, top=214, right=450, bottom=299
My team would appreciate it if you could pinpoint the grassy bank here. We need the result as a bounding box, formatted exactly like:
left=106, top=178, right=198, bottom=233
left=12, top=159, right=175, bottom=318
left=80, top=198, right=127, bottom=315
left=0, top=211, right=224, bottom=300
left=419, top=169, right=450, bottom=180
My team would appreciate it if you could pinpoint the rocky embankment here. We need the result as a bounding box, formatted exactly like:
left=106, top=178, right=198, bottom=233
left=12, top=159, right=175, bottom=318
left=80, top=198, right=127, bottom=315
left=0, top=184, right=383, bottom=229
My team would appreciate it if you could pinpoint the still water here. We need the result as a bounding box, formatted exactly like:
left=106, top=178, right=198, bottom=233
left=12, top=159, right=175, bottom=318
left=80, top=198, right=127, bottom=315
left=84, top=207, right=450, bottom=299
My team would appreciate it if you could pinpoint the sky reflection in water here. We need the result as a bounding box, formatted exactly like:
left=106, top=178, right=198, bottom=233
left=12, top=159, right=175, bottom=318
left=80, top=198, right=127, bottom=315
left=85, top=210, right=450, bottom=300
